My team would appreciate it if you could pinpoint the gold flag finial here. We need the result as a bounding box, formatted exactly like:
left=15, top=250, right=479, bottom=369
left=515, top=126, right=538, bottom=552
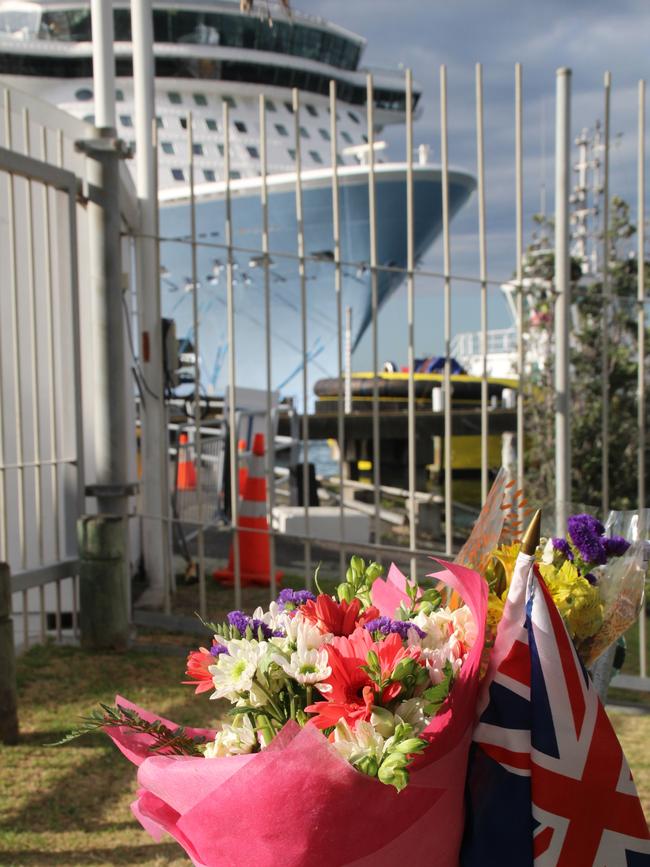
left=521, top=509, right=542, bottom=555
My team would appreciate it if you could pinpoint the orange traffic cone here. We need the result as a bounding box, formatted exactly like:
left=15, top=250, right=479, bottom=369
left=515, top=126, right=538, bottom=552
left=238, top=438, right=249, bottom=494
left=176, top=432, right=197, bottom=490
left=213, top=433, right=283, bottom=587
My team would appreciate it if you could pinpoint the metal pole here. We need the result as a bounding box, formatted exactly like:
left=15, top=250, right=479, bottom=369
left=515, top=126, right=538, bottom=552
left=554, top=68, right=572, bottom=535
left=259, top=94, right=277, bottom=600
left=476, top=64, right=489, bottom=504
left=637, top=79, right=647, bottom=679
left=440, top=65, right=453, bottom=554
left=224, top=102, right=242, bottom=608
left=345, top=306, right=352, bottom=415
left=292, top=87, right=311, bottom=587
left=88, top=2, right=130, bottom=518
left=406, top=69, right=417, bottom=576
left=515, top=63, right=525, bottom=497
left=601, top=71, right=611, bottom=515
left=366, top=74, right=382, bottom=547
left=330, top=80, right=346, bottom=577
left=188, top=112, right=207, bottom=620
left=131, top=0, right=171, bottom=608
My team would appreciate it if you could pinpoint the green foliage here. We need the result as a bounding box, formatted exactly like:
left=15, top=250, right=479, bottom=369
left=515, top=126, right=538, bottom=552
left=522, top=199, right=650, bottom=509
left=336, top=555, right=384, bottom=607
left=51, top=702, right=208, bottom=756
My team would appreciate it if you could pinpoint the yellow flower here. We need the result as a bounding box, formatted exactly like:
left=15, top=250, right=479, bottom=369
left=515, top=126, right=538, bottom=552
left=486, top=593, right=506, bottom=632
left=538, top=561, right=603, bottom=641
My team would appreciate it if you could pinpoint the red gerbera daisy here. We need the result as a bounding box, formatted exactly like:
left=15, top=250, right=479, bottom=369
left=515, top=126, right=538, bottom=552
left=183, top=647, right=216, bottom=694
left=300, top=594, right=380, bottom=637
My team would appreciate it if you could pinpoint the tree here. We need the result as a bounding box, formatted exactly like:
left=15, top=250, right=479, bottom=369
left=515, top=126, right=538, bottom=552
left=522, top=198, right=650, bottom=511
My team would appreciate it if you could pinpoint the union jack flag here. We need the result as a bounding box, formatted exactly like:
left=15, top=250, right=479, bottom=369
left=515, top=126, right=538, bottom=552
left=461, top=553, right=650, bottom=867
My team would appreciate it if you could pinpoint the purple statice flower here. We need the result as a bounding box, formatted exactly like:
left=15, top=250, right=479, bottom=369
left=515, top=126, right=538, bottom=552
left=585, top=573, right=598, bottom=586
left=603, top=535, right=631, bottom=559
left=227, top=610, right=284, bottom=640
left=551, top=537, right=574, bottom=561
left=227, top=610, right=250, bottom=635
left=277, top=588, right=316, bottom=610
left=210, top=642, right=228, bottom=656
left=364, top=616, right=425, bottom=641
left=567, top=514, right=607, bottom=566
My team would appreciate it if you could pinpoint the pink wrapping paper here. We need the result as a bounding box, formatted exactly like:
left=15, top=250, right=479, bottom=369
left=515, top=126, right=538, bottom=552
left=106, top=562, right=487, bottom=867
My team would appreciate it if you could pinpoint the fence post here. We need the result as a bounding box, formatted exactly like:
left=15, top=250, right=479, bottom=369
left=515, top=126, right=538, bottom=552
left=0, top=563, right=19, bottom=744
left=78, top=516, right=129, bottom=651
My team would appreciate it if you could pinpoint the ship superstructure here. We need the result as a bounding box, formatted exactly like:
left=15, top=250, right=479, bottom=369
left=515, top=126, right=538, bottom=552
left=0, top=1, right=476, bottom=402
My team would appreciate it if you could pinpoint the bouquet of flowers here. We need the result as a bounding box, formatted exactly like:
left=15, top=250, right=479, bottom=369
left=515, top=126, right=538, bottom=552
left=65, top=557, right=487, bottom=866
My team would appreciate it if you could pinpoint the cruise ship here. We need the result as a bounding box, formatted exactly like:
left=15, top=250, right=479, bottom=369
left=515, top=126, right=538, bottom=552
left=0, top=1, right=476, bottom=404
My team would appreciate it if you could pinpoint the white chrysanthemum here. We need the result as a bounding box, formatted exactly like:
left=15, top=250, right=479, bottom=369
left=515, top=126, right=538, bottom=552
left=395, top=697, right=429, bottom=734
left=279, top=610, right=327, bottom=650
left=451, top=604, right=477, bottom=648
left=209, top=638, right=268, bottom=701
left=203, top=715, right=257, bottom=758
left=410, top=608, right=454, bottom=653
left=275, top=646, right=332, bottom=690
left=332, top=719, right=385, bottom=764
left=251, top=601, right=282, bottom=630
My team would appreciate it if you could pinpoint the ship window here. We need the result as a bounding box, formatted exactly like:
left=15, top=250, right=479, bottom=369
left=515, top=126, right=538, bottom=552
left=318, top=128, right=331, bottom=141
left=168, top=91, right=182, bottom=105
left=115, top=89, right=125, bottom=102
left=83, top=114, right=95, bottom=125
left=161, top=141, right=174, bottom=154
left=306, top=104, right=318, bottom=117
left=348, top=111, right=360, bottom=124
left=171, top=168, right=185, bottom=181
left=156, top=116, right=164, bottom=128
left=341, top=130, right=353, bottom=144
left=203, top=169, right=216, bottom=182
left=362, top=134, right=368, bottom=143
left=223, top=95, right=236, bottom=108
left=193, top=143, right=204, bottom=156
left=120, top=115, right=133, bottom=128
left=299, top=126, right=310, bottom=139
left=309, top=150, right=323, bottom=164
left=180, top=117, right=188, bottom=129
left=75, top=88, right=93, bottom=102
left=337, top=154, right=345, bottom=166
left=193, top=93, right=208, bottom=106
left=217, top=144, right=225, bottom=156
left=275, top=124, right=289, bottom=138
left=229, top=170, right=241, bottom=180
left=284, top=101, right=294, bottom=114
left=265, top=99, right=277, bottom=112
left=234, top=121, right=247, bottom=134
left=288, top=148, right=296, bottom=161
left=247, top=146, right=259, bottom=159
left=205, top=118, right=218, bottom=131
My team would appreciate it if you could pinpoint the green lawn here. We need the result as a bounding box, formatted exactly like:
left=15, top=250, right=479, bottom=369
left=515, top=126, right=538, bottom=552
left=0, top=641, right=648, bottom=866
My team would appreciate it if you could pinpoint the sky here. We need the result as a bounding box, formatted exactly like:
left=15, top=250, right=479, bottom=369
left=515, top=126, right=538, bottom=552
left=295, top=0, right=650, bottom=367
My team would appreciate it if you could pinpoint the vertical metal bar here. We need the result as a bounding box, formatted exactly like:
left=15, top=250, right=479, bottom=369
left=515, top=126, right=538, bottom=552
left=4, top=91, right=27, bottom=570
left=259, top=94, right=277, bottom=599
left=292, top=87, right=311, bottom=586
left=0, top=90, right=8, bottom=564
left=72, top=574, right=79, bottom=639
left=516, top=63, right=525, bottom=497
left=601, top=72, right=611, bottom=515
left=223, top=102, right=242, bottom=609
left=90, top=0, right=116, bottom=128
left=344, top=306, right=352, bottom=415
left=330, top=81, right=346, bottom=577
left=22, top=589, right=28, bottom=650
left=440, top=65, right=453, bottom=555
left=23, top=109, right=44, bottom=566
left=55, top=578, right=62, bottom=642
left=39, top=584, right=45, bottom=643
left=638, top=79, right=647, bottom=679
left=476, top=64, right=489, bottom=504
left=555, top=68, right=572, bottom=535
left=188, top=111, right=207, bottom=620
left=406, top=69, right=417, bottom=576
left=41, top=127, right=61, bottom=564
left=366, top=74, right=382, bottom=547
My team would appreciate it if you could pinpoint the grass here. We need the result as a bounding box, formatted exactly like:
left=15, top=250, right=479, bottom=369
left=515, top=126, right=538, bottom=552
left=1, top=637, right=648, bottom=866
